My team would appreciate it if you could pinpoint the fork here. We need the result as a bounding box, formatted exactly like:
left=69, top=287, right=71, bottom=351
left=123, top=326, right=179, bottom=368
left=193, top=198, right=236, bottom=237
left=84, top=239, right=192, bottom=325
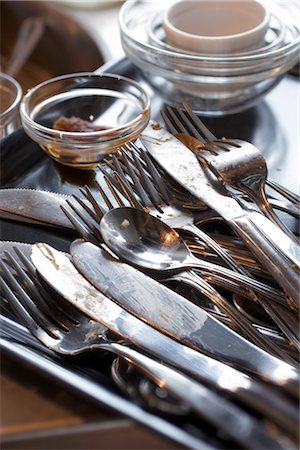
left=61, top=194, right=297, bottom=360
left=66, top=178, right=293, bottom=313
left=61, top=195, right=300, bottom=358
left=100, top=148, right=299, bottom=350
left=0, top=248, right=294, bottom=450
left=161, top=104, right=300, bottom=243
left=60, top=171, right=300, bottom=362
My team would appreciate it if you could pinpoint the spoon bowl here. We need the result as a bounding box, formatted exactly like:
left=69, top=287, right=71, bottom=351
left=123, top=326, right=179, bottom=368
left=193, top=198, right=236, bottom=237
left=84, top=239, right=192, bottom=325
left=100, top=206, right=189, bottom=271
left=100, top=207, right=298, bottom=356
left=100, top=207, right=289, bottom=309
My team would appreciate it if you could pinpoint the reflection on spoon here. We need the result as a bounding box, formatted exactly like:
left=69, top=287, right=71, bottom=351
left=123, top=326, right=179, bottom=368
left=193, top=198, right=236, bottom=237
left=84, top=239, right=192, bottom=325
left=100, top=207, right=293, bottom=359
left=99, top=207, right=288, bottom=307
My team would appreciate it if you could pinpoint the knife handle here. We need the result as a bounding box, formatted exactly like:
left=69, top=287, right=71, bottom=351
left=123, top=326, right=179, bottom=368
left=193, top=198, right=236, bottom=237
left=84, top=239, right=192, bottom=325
left=109, top=342, right=299, bottom=441
left=106, top=342, right=290, bottom=449
left=229, top=214, right=300, bottom=309
left=172, top=270, right=285, bottom=358
left=238, top=378, right=299, bottom=440
left=247, top=210, right=300, bottom=268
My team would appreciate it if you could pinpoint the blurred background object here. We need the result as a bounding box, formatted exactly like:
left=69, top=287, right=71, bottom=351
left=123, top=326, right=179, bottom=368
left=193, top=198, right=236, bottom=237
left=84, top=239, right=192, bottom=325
left=59, top=0, right=123, bottom=8
left=119, top=0, right=300, bottom=115
left=0, top=0, right=105, bottom=91
left=0, top=73, right=22, bottom=139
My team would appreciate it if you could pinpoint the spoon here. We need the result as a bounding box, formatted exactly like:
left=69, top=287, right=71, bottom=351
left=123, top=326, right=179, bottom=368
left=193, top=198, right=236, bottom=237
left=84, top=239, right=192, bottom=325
left=100, top=207, right=289, bottom=308
left=100, top=207, right=298, bottom=359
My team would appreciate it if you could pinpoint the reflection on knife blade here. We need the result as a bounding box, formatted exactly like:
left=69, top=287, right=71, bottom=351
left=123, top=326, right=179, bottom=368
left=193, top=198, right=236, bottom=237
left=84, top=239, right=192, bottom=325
left=30, top=241, right=299, bottom=435
left=68, top=239, right=299, bottom=397
left=0, top=188, right=78, bottom=229
left=139, top=123, right=300, bottom=305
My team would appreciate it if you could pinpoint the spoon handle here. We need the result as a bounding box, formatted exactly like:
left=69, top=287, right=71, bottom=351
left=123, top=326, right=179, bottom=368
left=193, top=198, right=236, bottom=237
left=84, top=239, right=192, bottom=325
left=170, top=270, right=291, bottom=362
left=186, top=254, right=293, bottom=310
left=229, top=213, right=300, bottom=309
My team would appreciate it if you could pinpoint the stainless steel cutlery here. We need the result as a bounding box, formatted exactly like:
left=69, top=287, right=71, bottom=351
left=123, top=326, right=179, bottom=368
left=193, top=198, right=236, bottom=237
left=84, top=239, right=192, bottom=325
left=1, top=241, right=298, bottom=448
left=140, top=123, right=300, bottom=307
left=1, top=100, right=299, bottom=450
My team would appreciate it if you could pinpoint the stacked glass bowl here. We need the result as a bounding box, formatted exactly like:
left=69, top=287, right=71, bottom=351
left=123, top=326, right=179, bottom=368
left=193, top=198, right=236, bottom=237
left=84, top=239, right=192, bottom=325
left=119, top=0, right=300, bottom=115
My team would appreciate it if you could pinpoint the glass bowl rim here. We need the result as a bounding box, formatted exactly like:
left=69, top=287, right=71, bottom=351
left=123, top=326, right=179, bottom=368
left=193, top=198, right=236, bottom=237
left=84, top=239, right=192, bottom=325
left=20, top=71, right=151, bottom=140
left=147, top=10, right=288, bottom=58
left=0, top=72, right=23, bottom=120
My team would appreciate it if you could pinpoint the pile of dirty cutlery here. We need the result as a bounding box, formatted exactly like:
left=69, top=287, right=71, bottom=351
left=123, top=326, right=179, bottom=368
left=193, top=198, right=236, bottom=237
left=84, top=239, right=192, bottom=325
left=0, top=105, right=299, bottom=450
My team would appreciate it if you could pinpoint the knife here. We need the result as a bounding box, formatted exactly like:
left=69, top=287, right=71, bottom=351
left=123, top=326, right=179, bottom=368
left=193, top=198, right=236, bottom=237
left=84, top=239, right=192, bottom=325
left=140, top=124, right=300, bottom=306
left=0, top=188, right=74, bottom=229
left=30, top=241, right=299, bottom=436
left=68, top=239, right=299, bottom=396
left=3, top=245, right=284, bottom=449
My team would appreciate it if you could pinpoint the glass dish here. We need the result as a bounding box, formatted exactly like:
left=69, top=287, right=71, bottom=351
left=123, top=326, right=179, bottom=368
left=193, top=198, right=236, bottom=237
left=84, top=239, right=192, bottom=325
left=0, top=73, right=22, bottom=139
left=119, top=0, right=300, bottom=115
left=20, top=72, right=150, bottom=168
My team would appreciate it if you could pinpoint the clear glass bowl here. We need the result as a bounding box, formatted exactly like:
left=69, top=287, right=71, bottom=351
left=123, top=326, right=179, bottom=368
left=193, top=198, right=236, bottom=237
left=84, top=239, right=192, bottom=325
left=0, top=73, right=22, bottom=139
left=20, top=72, right=150, bottom=168
left=119, top=0, right=300, bottom=115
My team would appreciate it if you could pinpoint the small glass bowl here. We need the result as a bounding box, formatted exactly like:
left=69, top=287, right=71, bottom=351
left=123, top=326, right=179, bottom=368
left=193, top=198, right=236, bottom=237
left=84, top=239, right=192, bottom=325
left=120, top=0, right=300, bottom=116
left=20, top=72, right=150, bottom=168
left=163, top=0, right=270, bottom=54
left=0, top=73, right=22, bottom=139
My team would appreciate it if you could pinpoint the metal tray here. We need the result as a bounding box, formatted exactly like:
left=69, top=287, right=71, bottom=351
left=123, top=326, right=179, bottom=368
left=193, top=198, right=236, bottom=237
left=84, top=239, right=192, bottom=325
left=0, top=57, right=299, bottom=449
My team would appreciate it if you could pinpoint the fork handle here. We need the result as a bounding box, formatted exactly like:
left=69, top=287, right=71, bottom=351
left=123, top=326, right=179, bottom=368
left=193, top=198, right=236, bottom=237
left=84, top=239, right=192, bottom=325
left=247, top=211, right=300, bottom=268
left=266, top=178, right=300, bottom=205
left=229, top=214, right=300, bottom=309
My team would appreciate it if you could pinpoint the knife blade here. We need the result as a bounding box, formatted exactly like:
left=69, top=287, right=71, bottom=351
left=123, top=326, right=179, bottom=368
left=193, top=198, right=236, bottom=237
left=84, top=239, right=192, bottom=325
left=139, top=124, right=300, bottom=305
left=3, top=246, right=283, bottom=449
left=30, top=241, right=299, bottom=435
left=68, top=239, right=299, bottom=395
left=0, top=188, right=75, bottom=229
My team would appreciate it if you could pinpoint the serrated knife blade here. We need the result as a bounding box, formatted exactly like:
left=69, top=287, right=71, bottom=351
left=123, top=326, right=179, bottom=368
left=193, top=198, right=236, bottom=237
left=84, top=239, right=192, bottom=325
left=0, top=188, right=75, bottom=229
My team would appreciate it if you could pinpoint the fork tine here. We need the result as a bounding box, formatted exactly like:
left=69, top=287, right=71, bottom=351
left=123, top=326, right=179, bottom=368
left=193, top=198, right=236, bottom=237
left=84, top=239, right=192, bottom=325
left=67, top=198, right=102, bottom=241
left=99, top=160, right=138, bottom=208
left=5, top=247, right=75, bottom=331
left=103, top=157, right=144, bottom=210
left=101, top=170, right=135, bottom=208
left=0, top=274, right=44, bottom=333
left=11, top=247, right=80, bottom=326
left=73, top=188, right=101, bottom=223
left=165, top=105, right=189, bottom=135
left=119, top=148, right=164, bottom=212
left=179, top=103, right=240, bottom=150
left=181, top=101, right=217, bottom=142
left=95, top=175, right=116, bottom=211
left=162, top=105, right=226, bottom=153
left=170, top=105, right=207, bottom=144
left=131, top=152, right=165, bottom=210
left=4, top=251, right=45, bottom=307
left=81, top=185, right=106, bottom=221
left=61, top=204, right=100, bottom=246
left=137, top=147, right=172, bottom=204
left=0, top=259, right=59, bottom=339
left=161, top=109, right=178, bottom=135
left=110, top=171, right=143, bottom=210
